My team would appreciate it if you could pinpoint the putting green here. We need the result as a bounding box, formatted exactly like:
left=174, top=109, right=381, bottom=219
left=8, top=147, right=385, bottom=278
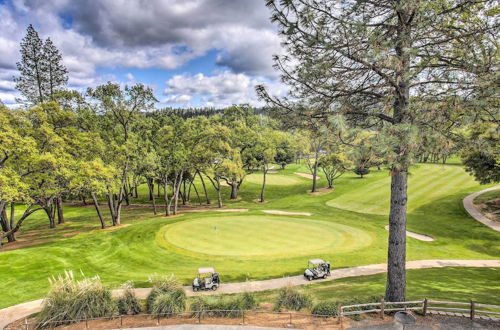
left=157, top=215, right=373, bottom=258
left=327, top=164, right=479, bottom=215
left=245, top=173, right=303, bottom=186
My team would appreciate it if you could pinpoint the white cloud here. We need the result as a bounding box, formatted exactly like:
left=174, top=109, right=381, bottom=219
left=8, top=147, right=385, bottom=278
left=163, top=71, right=288, bottom=108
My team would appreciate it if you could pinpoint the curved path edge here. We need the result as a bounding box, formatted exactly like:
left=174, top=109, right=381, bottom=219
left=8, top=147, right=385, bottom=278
left=2, top=259, right=499, bottom=329
left=463, top=185, right=500, bottom=232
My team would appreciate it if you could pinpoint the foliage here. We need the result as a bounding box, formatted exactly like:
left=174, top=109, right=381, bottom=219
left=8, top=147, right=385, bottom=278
left=115, top=282, right=142, bottom=315
left=190, top=292, right=256, bottom=318
left=311, top=301, right=340, bottom=316
left=273, top=285, right=313, bottom=311
left=36, top=271, right=116, bottom=328
left=146, top=275, right=186, bottom=314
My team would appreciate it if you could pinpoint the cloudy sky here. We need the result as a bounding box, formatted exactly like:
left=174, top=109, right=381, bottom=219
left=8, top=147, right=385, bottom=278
left=0, top=0, right=288, bottom=108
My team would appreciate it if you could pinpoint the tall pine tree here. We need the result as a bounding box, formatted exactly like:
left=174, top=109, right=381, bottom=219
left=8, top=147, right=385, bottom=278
left=14, top=25, right=68, bottom=104
left=43, top=37, right=68, bottom=99
left=14, top=24, right=45, bottom=103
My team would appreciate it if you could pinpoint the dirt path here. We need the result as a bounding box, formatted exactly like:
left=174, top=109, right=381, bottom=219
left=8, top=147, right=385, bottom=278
left=2, top=259, right=499, bottom=329
left=463, top=185, right=500, bottom=232
left=384, top=225, right=434, bottom=242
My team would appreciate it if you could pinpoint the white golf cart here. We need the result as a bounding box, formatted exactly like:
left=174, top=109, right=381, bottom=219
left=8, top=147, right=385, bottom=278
left=192, top=267, right=220, bottom=291
left=304, top=258, right=331, bottom=281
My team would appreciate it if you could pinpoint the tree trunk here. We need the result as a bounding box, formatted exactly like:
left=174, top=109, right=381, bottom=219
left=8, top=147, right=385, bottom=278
left=173, top=171, right=184, bottom=215
left=311, top=149, right=319, bottom=193
left=260, top=165, right=267, bottom=203
left=9, top=202, right=16, bottom=241
left=148, top=178, right=154, bottom=201
left=106, top=191, right=116, bottom=225
left=230, top=183, right=239, bottom=199
left=385, top=169, right=408, bottom=302
left=198, top=170, right=211, bottom=204
left=164, top=180, right=170, bottom=216
left=216, top=179, right=222, bottom=208
left=45, top=203, right=56, bottom=229
left=56, top=195, right=65, bottom=224
left=91, top=192, right=106, bottom=229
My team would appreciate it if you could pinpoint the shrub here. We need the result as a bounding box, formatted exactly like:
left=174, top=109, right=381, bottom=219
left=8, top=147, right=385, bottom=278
left=312, top=301, right=340, bottom=316
left=151, top=293, right=185, bottom=317
left=146, top=274, right=186, bottom=314
left=274, top=286, right=313, bottom=311
left=116, top=282, right=141, bottom=315
left=190, top=292, right=256, bottom=318
left=37, top=271, right=116, bottom=328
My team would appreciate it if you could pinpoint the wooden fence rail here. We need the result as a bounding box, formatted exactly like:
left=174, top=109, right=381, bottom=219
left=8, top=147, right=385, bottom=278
left=340, top=298, right=500, bottom=321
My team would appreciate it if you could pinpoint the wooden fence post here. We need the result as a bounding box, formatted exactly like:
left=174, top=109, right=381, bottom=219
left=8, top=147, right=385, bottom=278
left=198, top=311, right=201, bottom=324
left=24, top=318, right=28, bottom=330
left=423, top=298, right=428, bottom=316
left=288, top=312, right=292, bottom=327
left=470, top=300, right=475, bottom=320
left=380, top=298, right=385, bottom=319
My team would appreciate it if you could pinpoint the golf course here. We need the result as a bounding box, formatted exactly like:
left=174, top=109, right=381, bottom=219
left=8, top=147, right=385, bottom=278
left=0, top=162, right=499, bottom=309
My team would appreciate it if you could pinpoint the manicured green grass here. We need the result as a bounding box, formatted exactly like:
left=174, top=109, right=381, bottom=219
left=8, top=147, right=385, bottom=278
left=0, top=162, right=498, bottom=309
left=158, top=215, right=372, bottom=258
left=326, top=164, right=479, bottom=215
left=252, top=267, right=500, bottom=305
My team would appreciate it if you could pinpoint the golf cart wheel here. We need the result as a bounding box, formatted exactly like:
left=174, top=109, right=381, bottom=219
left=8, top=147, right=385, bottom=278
left=308, top=276, right=313, bottom=281
left=323, top=274, right=327, bottom=279
left=193, top=287, right=198, bottom=292
left=212, top=285, right=218, bottom=291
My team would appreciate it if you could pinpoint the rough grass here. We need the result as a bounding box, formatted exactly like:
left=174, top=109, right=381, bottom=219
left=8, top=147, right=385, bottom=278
left=0, top=163, right=498, bottom=309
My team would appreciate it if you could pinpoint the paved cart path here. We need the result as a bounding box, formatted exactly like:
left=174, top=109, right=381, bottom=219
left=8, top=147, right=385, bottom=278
left=463, top=185, right=500, bottom=232
left=2, top=259, right=499, bottom=329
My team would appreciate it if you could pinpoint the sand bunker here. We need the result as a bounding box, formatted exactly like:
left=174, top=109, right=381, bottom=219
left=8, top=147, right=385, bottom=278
left=294, top=172, right=320, bottom=180
left=216, top=209, right=249, bottom=213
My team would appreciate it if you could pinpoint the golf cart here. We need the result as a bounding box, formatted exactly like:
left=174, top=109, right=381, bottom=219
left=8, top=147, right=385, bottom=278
left=192, top=267, right=220, bottom=291
left=304, top=258, right=331, bottom=281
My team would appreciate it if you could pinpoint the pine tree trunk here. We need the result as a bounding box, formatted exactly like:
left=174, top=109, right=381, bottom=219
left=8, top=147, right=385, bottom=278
left=385, top=169, right=408, bottom=302
left=91, top=192, right=106, bottom=229
left=174, top=171, right=184, bottom=215
left=311, top=149, right=319, bottom=193
left=216, top=180, right=222, bottom=208
left=56, top=195, right=65, bottom=224
left=148, top=178, right=154, bottom=201
left=164, top=181, right=170, bottom=216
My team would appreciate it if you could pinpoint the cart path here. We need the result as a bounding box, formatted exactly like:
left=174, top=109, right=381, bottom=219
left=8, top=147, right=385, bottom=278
left=2, top=259, right=499, bottom=329
left=384, top=225, right=434, bottom=242
left=463, top=185, right=500, bottom=232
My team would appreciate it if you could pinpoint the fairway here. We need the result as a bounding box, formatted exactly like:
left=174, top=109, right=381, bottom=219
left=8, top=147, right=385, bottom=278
left=158, top=215, right=373, bottom=258
left=245, top=173, right=303, bottom=185
left=327, top=164, right=480, bottom=215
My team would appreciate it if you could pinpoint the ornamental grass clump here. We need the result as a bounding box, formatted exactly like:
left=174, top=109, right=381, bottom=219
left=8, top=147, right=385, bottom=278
left=146, top=274, right=186, bottom=316
left=190, top=292, right=256, bottom=318
left=36, top=271, right=116, bottom=328
left=274, top=285, right=313, bottom=311
left=115, top=281, right=142, bottom=315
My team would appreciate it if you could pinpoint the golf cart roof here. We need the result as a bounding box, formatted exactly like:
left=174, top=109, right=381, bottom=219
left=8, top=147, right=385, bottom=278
left=198, top=267, right=215, bottom=274
left=308, top=258, right=324, bottom=265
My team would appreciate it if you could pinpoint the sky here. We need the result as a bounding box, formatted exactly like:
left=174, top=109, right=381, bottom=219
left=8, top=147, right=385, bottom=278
left=0, top=0, right=288, bottom=108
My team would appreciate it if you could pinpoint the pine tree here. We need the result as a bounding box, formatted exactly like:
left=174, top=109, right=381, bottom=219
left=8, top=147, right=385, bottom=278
left=14, top=25, right=68, bottom=104
left=43, top=37, right=68, bottom=99
left=14, top=24, right=46, bottom=103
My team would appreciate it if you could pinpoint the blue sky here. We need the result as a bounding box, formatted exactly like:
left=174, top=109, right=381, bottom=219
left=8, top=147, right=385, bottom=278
left=0, top=0, right=287, bottom=108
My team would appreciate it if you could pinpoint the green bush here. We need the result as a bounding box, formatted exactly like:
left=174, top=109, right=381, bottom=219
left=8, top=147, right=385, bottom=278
left=274, top=286, right=313, bottom=311
left=312, top=301, right=340, bottom=316
left=116, top=282, right=141, bottom=315
left=190, top=292, right=257, bottom=318
left=146, top=274, right=186, bottom=314
left=37, top=271, right=116, bottom=328
left=151, top=293, right=185, bottom=317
